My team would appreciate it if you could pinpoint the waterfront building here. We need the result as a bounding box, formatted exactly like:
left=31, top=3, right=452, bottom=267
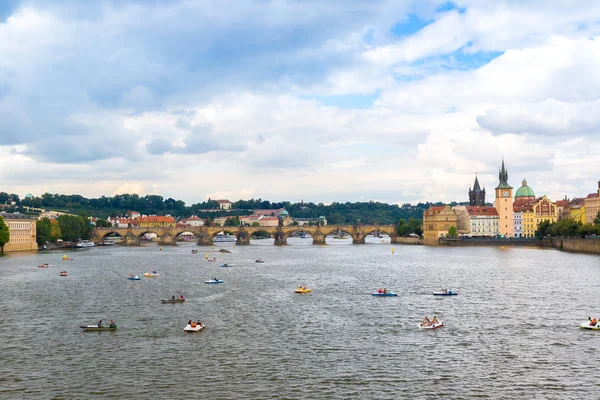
left=423, top=205, right=458, bottom=245
left=467, top=206, right=499, bottom=236
left=138, top=215, right=176, bottom=228
left=184, top=216, right=204, bottom=227
left=218, top=199, right=232, bottom=210
left=0, top=212, right=37, bottom=252
left=108, top=217, right=138, bottom=228
left=556, top=197, right=570, bottom=221
left=514, top=196, right=557, bottom=237
left=468, top=175, right=486, bottom=206
left=494, top=159, right=514, bottom=237
left=513, top=211, right=523, bottom=237
left=213, top=217, right=229, bottom=226
left=126, top=211, right=141, bottom=219
left=453, top=206, right=470, bottom=233
left=584, top=181, right=600, bottom=223
left=569, top=200, right=586, bottom=224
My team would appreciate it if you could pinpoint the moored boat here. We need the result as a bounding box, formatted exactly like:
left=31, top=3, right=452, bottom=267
left=214, top=234, right=236, bottom=243
left=75, top=240, right=95, bottom=248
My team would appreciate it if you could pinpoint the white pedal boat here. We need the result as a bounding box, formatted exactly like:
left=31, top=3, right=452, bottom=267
left=419, top=321, right=444, bottom=330
left=184, top=323, right=205, bottom=333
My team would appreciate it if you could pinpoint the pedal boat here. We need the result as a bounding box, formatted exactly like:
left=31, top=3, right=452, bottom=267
left=419, top=321, right=444, bottom=330
left=372, top=291, right=397, bottom=297
left=80, top=325, right=117, bottom=332
left=143, top=272, right=159, bottom=277
left=184, top=323, right=205, bottom=333
left=205, top=279, right=224, bottom=284
left=161, top=298, right=185, bottom=303
left=294, top=288, right=312, bottom=294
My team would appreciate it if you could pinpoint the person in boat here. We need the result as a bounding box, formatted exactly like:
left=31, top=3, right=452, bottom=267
left=421, top=317, right=430, bottom=326
left=179, top=295, right=184, bottom=300
left=197, top=320, right=204, bottom=328
left=109, top=320, right=116, bottom=328
left=188, top=320, right=192, bottom=325
left=431, top=316, right=439, bottom=325
left=383, top=288, right=388, bottom=294
left=303, top=286, right=307, bottom=290
left=172, top=295, right=176, bottom=300
left=299, top=285, right=303, bottom=290
left=152, top=271, right=157, bottom=274
left=592, top=317, right=597, bottom=326
left=97, top=320, right=103, bottom=327
left=378, top=288, right=383, bottom=293
left=191, top=321, right=197, bottom=328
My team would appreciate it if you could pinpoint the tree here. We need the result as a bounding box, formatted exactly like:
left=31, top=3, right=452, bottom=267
left=0, top=216, right=9, bottom=253
left=95, top=219, right=112, bottom=228
left=594, top=211, right=600, bottom=226
left=36, top=218, right=52, bottom=245
left=536, top=220, right=552, bottom=237
left=58, top=214, right=92, bottom=242
left=397, top=219, right=409, bottom=236
left=251, top=222, right=261, bottom=227
left=291, top=221, right=299, bottom=226
left=224, top=216, right=240, bottom=227
left=447, top=225, right=458, bottom=238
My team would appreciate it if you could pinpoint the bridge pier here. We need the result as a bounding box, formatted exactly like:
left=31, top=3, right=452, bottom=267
left=274, top=230, right=287, bottom=246
left=352, top=236, right=366, bottom=244
left=123, top=235, right=140, bottom=246
left=158, top=234, right=176, bottom=246
left=312, top=231, right=326, bottom=245
left=236, top=237, right=250, bottom=245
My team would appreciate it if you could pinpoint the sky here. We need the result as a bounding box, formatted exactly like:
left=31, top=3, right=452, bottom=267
left=1, top=0, right=600, bottom=205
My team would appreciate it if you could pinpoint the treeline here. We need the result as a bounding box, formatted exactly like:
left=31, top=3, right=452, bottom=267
left=12, top=192, right=438, bottom=225
left=537, top=214, right=600, bottom=238
left=36, top=215, right=92, bottom=244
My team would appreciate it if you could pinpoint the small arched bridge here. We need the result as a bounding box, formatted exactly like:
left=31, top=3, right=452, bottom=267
left=92, top=225, right=400, bottom=246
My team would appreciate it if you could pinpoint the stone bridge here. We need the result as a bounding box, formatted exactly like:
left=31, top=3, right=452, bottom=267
left=92, top=224, right=400, bottom=246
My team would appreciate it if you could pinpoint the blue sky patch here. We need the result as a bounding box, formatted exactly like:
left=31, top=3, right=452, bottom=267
left=435, top=2, right=466, bottom=14
left=391, top=13, right=432, bottom=37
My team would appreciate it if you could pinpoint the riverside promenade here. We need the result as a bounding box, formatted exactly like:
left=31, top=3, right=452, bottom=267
left=439, top=237, right=600, bottom=255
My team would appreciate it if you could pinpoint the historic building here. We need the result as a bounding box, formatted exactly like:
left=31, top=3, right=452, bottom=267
left=218, top=199, right=232, bottom=210
left=468, top=175, right=486, bottom=206
left=584, top=181, right=600, bottom=223
left=494, top=159, right=514, bottom=237
left=423, top=205, right=458, bottom=245
left=513, top=179, right=535, bottom=237
left=138, top=215, right=176, bottom=228
left=0, top=212, right=37, bottom=252
left=453, top=205, right=499, bottom=236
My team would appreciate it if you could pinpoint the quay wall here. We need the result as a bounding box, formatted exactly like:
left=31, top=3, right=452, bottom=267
left=394, top=237, right=423, bottom=245
left=438, top=238, right=547, bottom=247
left=553, top=238, right=600, bottom=254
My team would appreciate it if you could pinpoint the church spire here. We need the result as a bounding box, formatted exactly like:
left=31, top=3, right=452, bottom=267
left=495, top=158, right=512, bottom=189
left=473, top=173, right=482, bottom=191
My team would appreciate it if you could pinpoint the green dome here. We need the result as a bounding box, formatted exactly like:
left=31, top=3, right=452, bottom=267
left=515, top=179, right=535, bottom=198
left=280, top=209, right=289, bottom=217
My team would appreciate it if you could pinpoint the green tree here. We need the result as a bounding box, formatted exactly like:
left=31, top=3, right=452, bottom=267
left=0, top=216, right=9, bottom=253
left=397, top=219, right=409, bottom=236
left=224, top=216, right=240, bottom=227
left=58, top=214, right=91, bottom=242
left=447, top=225, right=458, bottom=238
left=536, top=220, right=552, bottom=237
left=95, top=219, right=112, bottom=228
left=594, top=211, right=600, bottom=226
left=36, top=217, right=52, bottom=245
left=251, top=222, right=260, bottom=227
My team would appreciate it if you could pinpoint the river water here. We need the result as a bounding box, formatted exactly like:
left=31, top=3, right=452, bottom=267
left=1, top=237, right=600, bottom=399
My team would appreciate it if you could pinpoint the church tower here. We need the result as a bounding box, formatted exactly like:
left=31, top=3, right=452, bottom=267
left=494, top=158, right=514, bottom=237
left=469, top=174, right=486, bottom=206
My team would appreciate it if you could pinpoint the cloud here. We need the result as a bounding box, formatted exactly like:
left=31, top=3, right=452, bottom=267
left=2, top=1, right=600, bottom=205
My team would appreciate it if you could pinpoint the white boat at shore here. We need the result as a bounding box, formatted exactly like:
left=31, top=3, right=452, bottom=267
left=214, top=234, right=236, bottom=243
left=75, top=240, right=95, bottom=248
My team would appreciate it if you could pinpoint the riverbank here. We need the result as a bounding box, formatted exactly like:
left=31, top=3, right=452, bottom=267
left=437, top=237, right=600, bottom=255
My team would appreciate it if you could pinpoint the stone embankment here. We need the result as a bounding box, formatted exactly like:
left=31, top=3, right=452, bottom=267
left=437, top=237, right=600, bottom=255
left=552, top=238, right=600, bottom=254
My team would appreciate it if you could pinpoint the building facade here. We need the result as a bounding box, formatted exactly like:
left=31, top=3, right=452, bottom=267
left=494, top=159, right=514, bottom=237
left=467, top=206, right=499, bottom=236
left=218, top=200, right=232, bottom=210
left=584, top=181, right=600, bottom=223
left=138, top=216, right=176, bottom=228
left=0, top=212, right=37, bottom=252
left=423, top=205, right=458, bottom=246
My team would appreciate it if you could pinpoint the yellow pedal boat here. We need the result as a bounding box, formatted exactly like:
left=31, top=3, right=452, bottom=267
left=294, top=288, right=312, bottom=294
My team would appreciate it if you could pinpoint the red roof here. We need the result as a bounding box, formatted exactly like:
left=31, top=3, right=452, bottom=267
left=217, top=199, right=231, bottom=203
left=187, top=216, right=201, bottom=220
left=586, top=193, right=599, bottom=199
left=556, top=200, right=570, bottom=207
left=424, top=206, right=446, bottom=216
left=466, top=206, right=498, bottom=216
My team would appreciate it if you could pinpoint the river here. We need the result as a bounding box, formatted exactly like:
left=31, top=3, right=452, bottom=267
left=1, top=237, right=599, bottom=399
